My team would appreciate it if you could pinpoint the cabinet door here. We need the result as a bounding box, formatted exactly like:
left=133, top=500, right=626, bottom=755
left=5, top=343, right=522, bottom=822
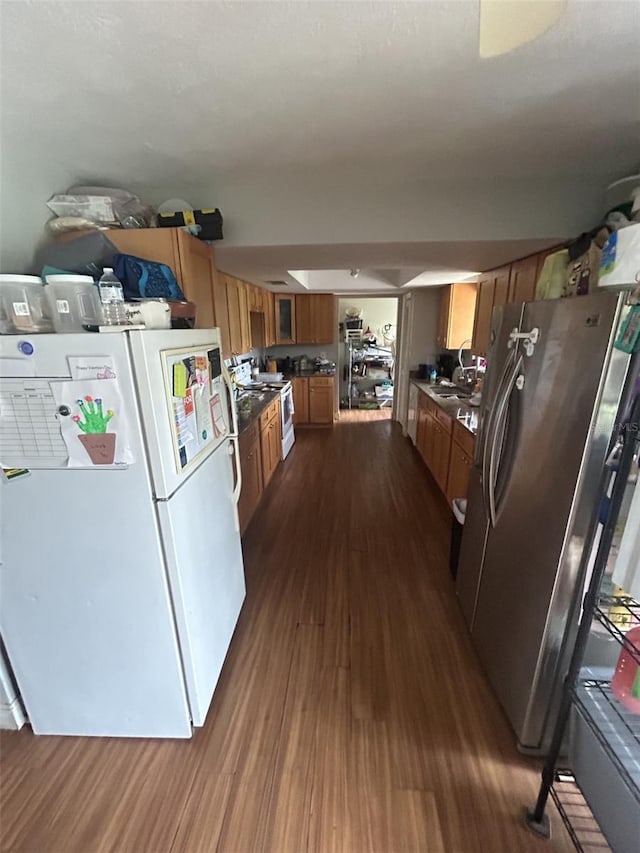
left=472, top=276, right=495, bottom=357
left=434, top=423, right=452, bottom=494
left=238, top=432, right=263, bottom=535
left=437, top=287, right=452, bottom=348
left=492, top=266, right=510, bottom=309
left=446, top=441, right=473, bottom=504
left=106, top=228, right=181, bottom=286
left=225, top=277, right=243, bottom=355
left=312, top=295, right=336, bottom=344
left=237, top=281, right=252, bottom=354
left=212, top=270, right=232, bottom=359
left=264, top=291, right=276, bottom=346
left=447, top=283, right=477, bottom=350
left=295, top=295, right=313, bottom=344
left=292, top=378, right=309, bottom=424
left=176, top=231, right=215, bottom=328
left=308, top=378, right=334, bottom=424
left=276, top=295, right=296, bottom=344
left=508, top=256, right=538, bottom=304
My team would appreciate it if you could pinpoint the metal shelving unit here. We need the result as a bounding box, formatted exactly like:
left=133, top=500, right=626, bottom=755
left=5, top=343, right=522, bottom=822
left=526, top=391, right=640, bottom=852
left=343, top=333, right=394, bottom=410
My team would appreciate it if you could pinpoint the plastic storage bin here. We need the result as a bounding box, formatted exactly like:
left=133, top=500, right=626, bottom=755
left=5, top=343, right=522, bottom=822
left=0, top=275, right=53, bottom=333
left=44, top=274, right=103, bottom=332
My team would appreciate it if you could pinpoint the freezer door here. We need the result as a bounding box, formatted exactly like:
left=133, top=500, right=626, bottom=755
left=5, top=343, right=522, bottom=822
left=455, top=301, right=522, bottom=627
left=128, top=329, right=233, bottom=499
left=470, top=291, right=625, bottom=749
left=0, top=467, right=192, bottom=738
left=157, top=440, right=246, bottom=727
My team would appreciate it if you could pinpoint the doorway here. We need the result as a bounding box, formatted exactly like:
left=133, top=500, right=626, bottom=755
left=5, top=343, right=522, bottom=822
left=338, top=297, right=399, bottom=421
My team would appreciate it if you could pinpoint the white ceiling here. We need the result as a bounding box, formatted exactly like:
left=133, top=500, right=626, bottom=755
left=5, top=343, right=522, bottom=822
left=1, top=1, right=639, bottom=288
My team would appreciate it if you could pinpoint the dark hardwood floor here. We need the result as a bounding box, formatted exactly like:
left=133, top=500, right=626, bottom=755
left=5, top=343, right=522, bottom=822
left=0, top=420, right=571, bottom=852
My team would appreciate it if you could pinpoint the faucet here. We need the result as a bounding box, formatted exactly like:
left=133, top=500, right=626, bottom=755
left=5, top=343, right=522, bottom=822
left=457, top=339, right=476, bottom=389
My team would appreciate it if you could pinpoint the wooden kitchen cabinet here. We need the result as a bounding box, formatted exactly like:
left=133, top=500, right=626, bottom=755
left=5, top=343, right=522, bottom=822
left=446, top=422, right=475, bottom=503
left=292, top=376, right=334, bottom=425
left=212, top=270, right=231, bottom=359
left=416, top=391, right=453, bottom=497
left=275, top=295, right=296, bottom=344
left=471, top=265, right=510, bottom=357
left=508, top=255, right=538, bottom=304
left=225, top=275, right=252, bottom=355
left=436, top=283, right=477, bottom=350
left=308, top=376, right=334, bottom=425
left=260, top=398, right=281, bottom=488
left=295, top=294, right=336, bottom=345
left=263, top=290, right=276, bottom=347
left=237, top=421, right=263, bottom=535
left=106, top=227, right=216, bottom=328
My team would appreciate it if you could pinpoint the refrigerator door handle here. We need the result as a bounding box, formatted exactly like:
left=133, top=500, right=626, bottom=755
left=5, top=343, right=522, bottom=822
left=229, top=436, right=242, bottom=506
left=481, top=346, right=518, bottom=522
left=222, top=365, right=239, bottom=440
left=488, top=353, right=524, bottom=527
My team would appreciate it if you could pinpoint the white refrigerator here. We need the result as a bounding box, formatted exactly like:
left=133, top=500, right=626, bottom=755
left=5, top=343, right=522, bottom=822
left=0, top=329, right=245, bottom=737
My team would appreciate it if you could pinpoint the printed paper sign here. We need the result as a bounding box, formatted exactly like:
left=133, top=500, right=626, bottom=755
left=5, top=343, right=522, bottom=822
left=68, top=356, right=117, bottom=381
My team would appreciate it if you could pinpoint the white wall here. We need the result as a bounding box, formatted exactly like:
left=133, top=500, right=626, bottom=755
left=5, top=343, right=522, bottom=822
left=338, top=297, right=398, bottom=346
left=408, top=287, right=442, bottom=371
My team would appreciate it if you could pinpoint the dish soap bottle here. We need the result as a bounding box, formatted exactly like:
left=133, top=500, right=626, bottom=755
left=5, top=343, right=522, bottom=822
left=98, top=268, right=129, bottom=326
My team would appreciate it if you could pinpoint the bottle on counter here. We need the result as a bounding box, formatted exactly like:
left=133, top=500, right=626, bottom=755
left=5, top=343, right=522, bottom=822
left=98, top=268, right=129, bottom=326
left=430, top=368, right=438, bottom=383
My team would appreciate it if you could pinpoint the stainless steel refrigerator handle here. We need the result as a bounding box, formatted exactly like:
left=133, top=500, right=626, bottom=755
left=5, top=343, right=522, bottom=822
left=488, top=353, right=524, bottom=527
left=481, top=346, right=517, bottom=522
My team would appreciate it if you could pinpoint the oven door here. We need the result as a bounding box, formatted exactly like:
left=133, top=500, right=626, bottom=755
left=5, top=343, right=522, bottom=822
left=281, top=385, right=295, bottom=458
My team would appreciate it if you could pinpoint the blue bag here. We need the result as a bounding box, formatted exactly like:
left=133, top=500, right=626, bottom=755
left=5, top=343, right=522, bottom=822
left=113, top=253, right=186, bottom=301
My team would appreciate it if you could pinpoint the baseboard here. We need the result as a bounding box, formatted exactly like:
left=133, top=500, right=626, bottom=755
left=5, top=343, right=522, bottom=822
left=0, top=696, right=26, bottom=730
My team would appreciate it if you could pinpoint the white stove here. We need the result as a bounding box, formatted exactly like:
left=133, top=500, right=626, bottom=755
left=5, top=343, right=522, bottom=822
left=230, top=364, right=295, bottom=460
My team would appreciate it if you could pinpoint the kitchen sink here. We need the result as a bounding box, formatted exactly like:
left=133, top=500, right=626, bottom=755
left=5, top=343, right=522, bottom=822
left=429, top=385, right=472, bottom=398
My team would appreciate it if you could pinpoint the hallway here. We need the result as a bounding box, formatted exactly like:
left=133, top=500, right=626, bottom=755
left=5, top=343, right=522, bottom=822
left=0, top=420, right=571, bottom=852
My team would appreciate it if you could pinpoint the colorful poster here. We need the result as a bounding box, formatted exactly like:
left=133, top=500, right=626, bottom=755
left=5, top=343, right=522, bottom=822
left=52, top=379, right=135, bottom=467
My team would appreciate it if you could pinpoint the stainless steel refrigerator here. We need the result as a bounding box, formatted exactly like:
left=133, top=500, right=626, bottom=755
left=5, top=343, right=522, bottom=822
left=456, top=290, right=632, bottom=753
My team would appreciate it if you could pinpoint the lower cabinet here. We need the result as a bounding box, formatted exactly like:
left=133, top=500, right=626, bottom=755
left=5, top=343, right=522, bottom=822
left=260, top=398, right=281, bottom=488
left=416, top=390, right=476, bottom=505
left=446, top=420, right=475, bottom=503
left=292, top=376, right=334, bottom=426
left=237, top=422, right=263, bottom=535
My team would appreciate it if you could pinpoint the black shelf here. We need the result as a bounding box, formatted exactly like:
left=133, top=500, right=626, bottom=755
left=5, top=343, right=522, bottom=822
left=549, top=771, right=611, bottom=852
left=593, top=595, right=640, bottom=666
left=573, top=679, right=640, bottom=802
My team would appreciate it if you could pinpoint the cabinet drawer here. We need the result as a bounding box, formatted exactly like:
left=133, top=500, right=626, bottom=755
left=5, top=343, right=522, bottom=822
left=433, top=405, right=452, bottom=433
left=308, top=376, right=333, bottom=387
left=259, top=399, right=280, bottom=430
left=417, top=390, right=433, bottom=413
left=453, top=420, right=475, bottom=457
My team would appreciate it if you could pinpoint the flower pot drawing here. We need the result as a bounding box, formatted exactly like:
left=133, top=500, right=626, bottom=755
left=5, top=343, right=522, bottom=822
left=78, top=432, right=116, bottom=465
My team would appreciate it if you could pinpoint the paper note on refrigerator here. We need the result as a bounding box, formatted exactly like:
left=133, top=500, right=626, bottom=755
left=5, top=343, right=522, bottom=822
left=68, top=356, right=117, bottom=381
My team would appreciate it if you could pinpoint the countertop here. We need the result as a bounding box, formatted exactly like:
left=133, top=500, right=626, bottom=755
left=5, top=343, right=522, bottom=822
left=236, top=389, right=280, bottom=436
left=286, top=370, right=336, bottom=379
left=411, top=380, right=479, bottom=435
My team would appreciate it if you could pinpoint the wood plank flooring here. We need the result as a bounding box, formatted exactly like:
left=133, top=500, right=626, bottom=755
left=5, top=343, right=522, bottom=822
left=0, top=420, right=572, bottom=853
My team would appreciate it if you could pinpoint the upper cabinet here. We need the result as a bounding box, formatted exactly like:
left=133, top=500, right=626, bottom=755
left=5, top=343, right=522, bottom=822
left=471, top=275, right=495, bottom=357
left=275, top=295, right=296, bottom=344
left=263, top=291, right=276, bottom=347
left=225, top=275, right=252, bottom=356
left=508, top=255, right=538, bottom=304
left=106, top=227, right=216, bottom=328
left=436, top=283, right=477, bottom=350
left=295, top=294, right=335, bottom=345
